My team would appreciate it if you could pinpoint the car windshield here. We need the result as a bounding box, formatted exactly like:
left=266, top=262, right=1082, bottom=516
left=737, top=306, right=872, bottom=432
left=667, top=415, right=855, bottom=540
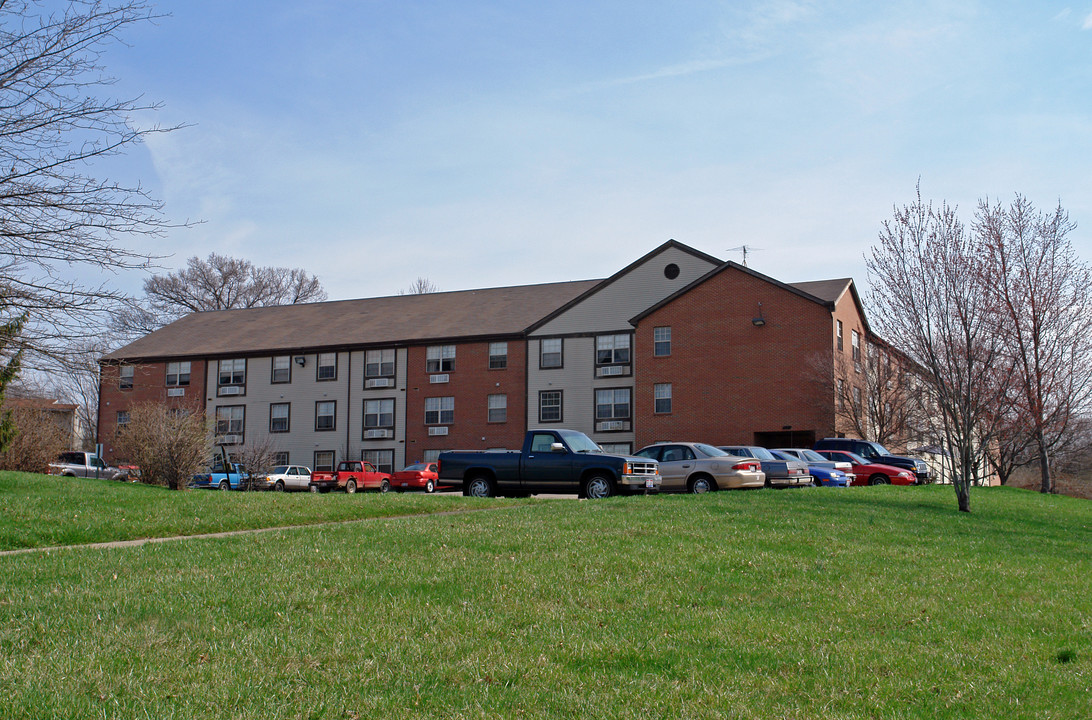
left=693, top=443, right=729, bottom=458
left=798, top=449, right=828, bottom=462
left=749, top=447, right=776, bottom=461
left=272, top=466, right=289, bottom=474
left=558, top=430, right=602, bottom=453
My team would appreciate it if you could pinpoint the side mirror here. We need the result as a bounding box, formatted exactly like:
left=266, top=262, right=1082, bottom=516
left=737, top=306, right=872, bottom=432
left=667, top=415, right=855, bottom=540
left=550, top=442, right=567, bottom=453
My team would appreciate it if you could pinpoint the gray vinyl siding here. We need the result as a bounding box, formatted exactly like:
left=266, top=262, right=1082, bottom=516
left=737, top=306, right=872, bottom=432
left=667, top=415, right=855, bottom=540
left=530, top=246, right=716, bottom=336
left=349, top=347, right=408, bottom=471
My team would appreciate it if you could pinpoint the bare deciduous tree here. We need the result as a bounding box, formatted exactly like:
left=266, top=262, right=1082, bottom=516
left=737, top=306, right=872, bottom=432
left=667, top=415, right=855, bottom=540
left=231, top=435, right=280, bottom=490
left=0, top=1, right=178, bottom=363
left=113, top=253, right=328, bottom=336
left=979, top=196, right=1092, bottom=494
left=0, top=406, right=68, bottom=472
left=114, top=403, right=212, bottom=490
left=867, top=188, right=1007, bottom=512
left=399, top=277, right=439, bottom=295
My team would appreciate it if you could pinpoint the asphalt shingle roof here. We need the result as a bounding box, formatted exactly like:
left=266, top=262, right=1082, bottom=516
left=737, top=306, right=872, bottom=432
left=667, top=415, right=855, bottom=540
left=104, top=279, right=602, bottom=362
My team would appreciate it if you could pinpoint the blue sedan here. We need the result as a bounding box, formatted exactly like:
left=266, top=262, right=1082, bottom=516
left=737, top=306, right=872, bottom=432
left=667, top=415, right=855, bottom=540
left=770, top=450, right=848, bottom=487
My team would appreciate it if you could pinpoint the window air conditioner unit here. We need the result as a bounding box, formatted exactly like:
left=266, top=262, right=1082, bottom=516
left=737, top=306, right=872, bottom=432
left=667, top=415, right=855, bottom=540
left=597, top=365, right=627, bottom=377
left=428, top=426, right=449, bottom=436
left=218, top=386, right=242, bottom=396
left=598, top=421, right=625, bottom=431
left=429, top=374, right=449, bottom=384
left=167, top=388, right=185, bottom=397
left=365, top=378, right=393, bottom=388
left=365, top=429, right=392, bottom=439
left=219, top=434, right=242, bottom=444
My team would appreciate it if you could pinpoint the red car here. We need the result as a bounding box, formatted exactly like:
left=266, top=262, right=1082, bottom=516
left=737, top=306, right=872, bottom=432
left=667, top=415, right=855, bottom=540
left=814, top=450, right=918, bottom=486
left=390, top=462, right=444, bottom=493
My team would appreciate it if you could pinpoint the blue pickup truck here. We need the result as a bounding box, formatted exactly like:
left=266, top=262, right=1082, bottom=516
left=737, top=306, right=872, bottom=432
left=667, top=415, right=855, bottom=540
left=438, top=429, right=660, bottom=499
left=190, top=447, right=249, bottom=491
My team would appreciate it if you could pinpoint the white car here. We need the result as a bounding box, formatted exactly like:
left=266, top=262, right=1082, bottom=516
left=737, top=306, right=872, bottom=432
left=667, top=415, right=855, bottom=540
left=264, top=465, right=312, bottom=492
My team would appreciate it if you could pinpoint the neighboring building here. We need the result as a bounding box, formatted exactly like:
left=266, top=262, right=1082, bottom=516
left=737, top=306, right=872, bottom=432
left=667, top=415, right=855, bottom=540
left=4, top=396, right=82, bottom=450
left=97, top=240, right=875, bottom=467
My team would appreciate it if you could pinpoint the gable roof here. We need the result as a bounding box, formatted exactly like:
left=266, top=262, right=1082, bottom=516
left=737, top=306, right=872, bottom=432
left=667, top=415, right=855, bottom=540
left=103, top=279, right=601, bottom=362
left=790, top=277, right=872, bottom=335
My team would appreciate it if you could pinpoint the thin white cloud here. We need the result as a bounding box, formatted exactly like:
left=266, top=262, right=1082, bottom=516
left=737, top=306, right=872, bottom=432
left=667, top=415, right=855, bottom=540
left=1083, top=12, right=1092, bottom=29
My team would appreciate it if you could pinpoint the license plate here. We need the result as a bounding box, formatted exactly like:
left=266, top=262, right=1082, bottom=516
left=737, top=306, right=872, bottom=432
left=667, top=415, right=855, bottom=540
left=645, top=478, right=655, bottom=489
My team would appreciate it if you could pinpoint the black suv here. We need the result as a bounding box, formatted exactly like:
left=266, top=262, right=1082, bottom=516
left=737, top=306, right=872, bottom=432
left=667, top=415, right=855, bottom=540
left=812, top=438, right=931, bottom=484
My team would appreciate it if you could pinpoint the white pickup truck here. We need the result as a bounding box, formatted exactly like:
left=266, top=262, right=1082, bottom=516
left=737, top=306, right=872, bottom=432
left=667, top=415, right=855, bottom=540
left=48, top=451, right=129, bottom=480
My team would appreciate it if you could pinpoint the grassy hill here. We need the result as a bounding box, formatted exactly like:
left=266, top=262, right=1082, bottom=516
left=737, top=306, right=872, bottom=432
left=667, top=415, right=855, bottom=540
left=1, top=474, right=1088, bottom=719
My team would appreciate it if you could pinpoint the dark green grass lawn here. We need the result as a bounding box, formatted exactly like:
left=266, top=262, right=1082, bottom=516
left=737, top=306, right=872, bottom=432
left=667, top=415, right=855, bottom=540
left=1, top=475, right=1089, bottom=719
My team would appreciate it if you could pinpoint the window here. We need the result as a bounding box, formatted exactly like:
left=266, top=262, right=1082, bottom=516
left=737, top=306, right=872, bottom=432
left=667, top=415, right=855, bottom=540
left=272, top=356, right=291, bottom=383
left=273, top=451, right=289, bottom=466
left=654, top=327, right=672, bottom=357
left=365, top=349, right=395, bottom=378
left=426, top=345, right=455, bottom=373
left=595, top=388, right=631, bottom=420
left=487, top=394, right=507, bottom=423
left=166, top=361, right=191, bottom=387
left=539, top=390, right=562, bottom=423
left=425, top=396, right=454, bottom=425
left=488, top=342, right=508, bottom=369
left=837, top=379, right=845, bottom=410
left=853, top=386, right=862, bottom=408
left=116, top=410, right=130, bottom=429
left=315, top=401, right=336, bottom=431
left=215, top=406, right=245, bottom=443
left=423, top=449, right=446, bottom=463
left=119, top=365, right=134, bottom=390
left=364, top=399, right=395, bottom=429
left=314, top=451, right=335, bottom=472
left=596, top=334, right=631, bottom=365
left=219, top=359, right=246, bottom=386
left=317, top=352, right=337, bottom=381
left=540, top=338, right=562, bottom=368
left=362, top=449, right=394, bottom=475
left=837, top=321, right=844, bottom=352
left=654, top=383, right=672, bottom=414
left=851, top=330, right=861, bottom=364
left=270, top=403, right=290, bottom=433
left=600, top=443, right=632, bottom=455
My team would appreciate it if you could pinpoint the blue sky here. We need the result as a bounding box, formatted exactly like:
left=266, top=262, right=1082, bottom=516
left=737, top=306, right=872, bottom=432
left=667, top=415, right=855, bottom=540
left=105, top=1, right=1092, bottom=300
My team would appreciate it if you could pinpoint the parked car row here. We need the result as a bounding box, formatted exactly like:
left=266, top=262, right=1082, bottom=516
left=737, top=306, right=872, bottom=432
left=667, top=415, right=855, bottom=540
left=188, top=459, right=451, bottom=494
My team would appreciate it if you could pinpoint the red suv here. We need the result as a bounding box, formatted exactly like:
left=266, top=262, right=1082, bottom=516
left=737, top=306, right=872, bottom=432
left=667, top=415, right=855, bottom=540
left=814, top=450, right=917, bottom=486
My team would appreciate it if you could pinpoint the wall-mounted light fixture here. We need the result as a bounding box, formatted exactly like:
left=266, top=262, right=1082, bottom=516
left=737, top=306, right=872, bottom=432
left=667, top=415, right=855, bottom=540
left=294, top=356, right=306, bottom=366
left=752, top=302, right=766, bottom=327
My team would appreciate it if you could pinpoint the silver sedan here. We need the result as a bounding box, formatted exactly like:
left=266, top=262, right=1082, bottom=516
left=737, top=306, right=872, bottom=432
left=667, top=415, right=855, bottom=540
left=633, top=442, right=765, bottom=493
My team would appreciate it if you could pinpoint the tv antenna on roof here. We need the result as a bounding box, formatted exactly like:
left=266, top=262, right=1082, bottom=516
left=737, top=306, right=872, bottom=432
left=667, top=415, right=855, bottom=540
left=726, top=245, right=761, bottom=267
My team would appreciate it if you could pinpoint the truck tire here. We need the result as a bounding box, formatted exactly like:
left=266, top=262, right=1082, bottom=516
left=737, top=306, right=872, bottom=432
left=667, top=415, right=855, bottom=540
left=379, top=479, right=391, bottom=493
left=584, top=474, right=614, bottom=499
left=345, top=479, right=357, bottom=494
left=218, top=480, right=230, bottom=491
left=465, top=475, right=494, bottom=498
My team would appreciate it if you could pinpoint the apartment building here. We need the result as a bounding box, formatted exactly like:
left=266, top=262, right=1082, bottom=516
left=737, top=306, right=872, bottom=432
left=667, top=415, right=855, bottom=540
left=98, top=240, right=871, bottom=468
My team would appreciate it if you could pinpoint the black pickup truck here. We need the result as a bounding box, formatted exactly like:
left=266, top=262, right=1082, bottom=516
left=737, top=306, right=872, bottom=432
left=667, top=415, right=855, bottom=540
left=438, top=429, right=660, bottom=498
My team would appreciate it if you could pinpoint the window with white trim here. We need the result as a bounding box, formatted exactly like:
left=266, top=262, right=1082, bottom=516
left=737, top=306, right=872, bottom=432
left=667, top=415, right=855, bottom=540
left=851, top=330, right=861, bottom=364
left=426, top=345, right=455, bottom=373
left=361, top=449, right=394, bottom=474
left=364, top=398, right=395, bottom=429
left=215, top=405, right=245, bottom=443
left=425, top=396, right=454, bottom=424
left=273, top=451, right=289, bottom=466
left=365, top=348, right=395, bottom=378
left=600, top=443, right=632, bottom=455
left=272, top=356, right=291, bottom=383
left=596, top=334, right=631, bottom=366
left=836, top=321, right=844, bottom=352
left=219, top=359, right=246, bottom=386
left=317, top=352, right=337, bottom=381
left=654, top=383, right=672, bottom=414
left=116, top=410, right=130, bottom=429
left=423, top=449, right=446, bottom=463
left=314, top=451, right=335, bottom=472
left=119, top=365, right=134, bottom=390
left=487, top=394, right=507, bottom=423
left=166, top=361, right=191, bottom=387
left=539, top=390, right=562, bottom=423
left=654, top=327, right=671, bottom=357
left=540, top=338, right=562, bottom=369
left=595, top=388, right=631, bottom=420
left=488, top=342, right=507, bottom=369
left=315, top=401, right=336, bottom=431
left=270, top=403, right=290, bottom=433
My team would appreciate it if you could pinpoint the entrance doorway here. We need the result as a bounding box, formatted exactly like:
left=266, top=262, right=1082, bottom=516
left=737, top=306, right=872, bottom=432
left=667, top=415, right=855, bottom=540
left=754, top=429, right=815, bottom=449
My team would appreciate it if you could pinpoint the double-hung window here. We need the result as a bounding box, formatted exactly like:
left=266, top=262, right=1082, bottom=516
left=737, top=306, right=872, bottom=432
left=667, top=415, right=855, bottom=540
left=315, top=401, right=336, bottom=431
left=270, top=403, right=290, bottom=433
left=836, top=321, right=844, bottom=352
left=851, top=330, right=861, bottom=371
left=215, top=406, right=245, bottom=444
left=426, top=345, right=455, bottom=373
left=596, top=334, right=631, bottom=365
left=317, top=352, right=337, bottom=381
left=166, top=361, right=190, bottom=386
left=487, top=394, right=507, bottom=423
left=219, top=359, right=246, bottom=386
left=272, top=356, right=291, bottom=383
left=540, top=339, right=562, bottom=368
left=488, top=342, right=508, bottom=369
left=654, top=327, right=672, bottom=357
left=364, top=399, right=394, bottom=430
left=539, top=390, right=562, bottom=423
left=595, top=388, right=631, bottom=420
left=654, top=383, right=672, bottom=414
left=119, top=365, right=134, bottom=390
left=424, top=397, right=454, bottom=425
left=365, top=349, right=395, bottom=378
left=363, top=449, right=394, bottom=475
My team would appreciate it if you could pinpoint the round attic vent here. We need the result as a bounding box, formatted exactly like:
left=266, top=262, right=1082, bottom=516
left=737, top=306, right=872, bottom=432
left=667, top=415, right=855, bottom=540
left=664, top=263, right=680, bottom=280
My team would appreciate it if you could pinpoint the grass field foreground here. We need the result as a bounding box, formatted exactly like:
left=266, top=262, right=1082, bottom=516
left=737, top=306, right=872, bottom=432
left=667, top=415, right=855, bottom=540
left=1, top=480, right=1090, bottom=718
